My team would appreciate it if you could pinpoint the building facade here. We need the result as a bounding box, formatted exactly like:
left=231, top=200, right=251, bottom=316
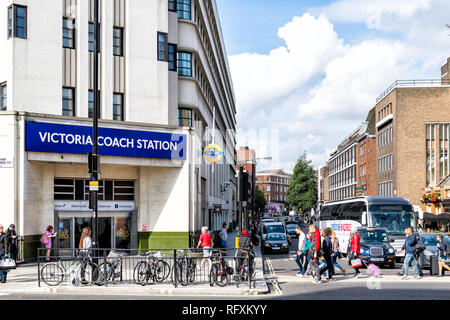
left=256, top=170, right=292, bottom=204
left=356, top=107, right=377, bottom=197
left=374, top=81, right=450, bottom=206
left=0, top=0, right=237, bottom=258
left=328, top=129, right=359, bottom=202
left=317, top=164, right=329, bottom=205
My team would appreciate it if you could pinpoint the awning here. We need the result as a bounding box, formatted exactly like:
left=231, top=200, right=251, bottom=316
left=423, top=212, right=450, bottom=222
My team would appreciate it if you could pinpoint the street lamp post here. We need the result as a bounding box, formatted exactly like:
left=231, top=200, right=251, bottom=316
left=89, top=0, right=100, bottom=249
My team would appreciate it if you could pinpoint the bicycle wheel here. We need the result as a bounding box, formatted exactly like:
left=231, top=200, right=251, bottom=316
left=134, top=261, right=150, bottom=285
left=178, top=259, right=189, bottom=286
left=41, top=263, right=64, bottom=286
left=209, top=263, right=218, bottom=287
left=171, top=262, right=182, bottom=285
left=161, top=260, right=171, bottom=281
left=217, top=262, right=229, bottom=287
left=94, top=262, right=113, bottom=286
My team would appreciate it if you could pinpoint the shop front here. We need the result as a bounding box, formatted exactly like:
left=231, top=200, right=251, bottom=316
left=0, top=114, right=192, bottom=260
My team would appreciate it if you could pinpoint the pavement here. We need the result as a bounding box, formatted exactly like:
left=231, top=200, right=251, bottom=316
left=0, top=230, right=269, bottom=298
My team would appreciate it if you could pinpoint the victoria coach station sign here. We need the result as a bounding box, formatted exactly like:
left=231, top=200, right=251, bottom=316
left=25, top=121, right=186, bottom=160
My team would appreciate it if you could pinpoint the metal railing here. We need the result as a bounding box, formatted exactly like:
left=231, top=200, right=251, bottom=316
left=37, top=247, right=255, bottom=289
left=376, top=79, right=450, bottom=103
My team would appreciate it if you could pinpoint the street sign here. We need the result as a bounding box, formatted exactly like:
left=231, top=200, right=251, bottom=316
left=89, top=180, right=99, bottom=191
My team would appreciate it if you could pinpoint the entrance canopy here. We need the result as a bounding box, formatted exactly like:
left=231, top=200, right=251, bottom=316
left=423, top=212, right=450, bottom=222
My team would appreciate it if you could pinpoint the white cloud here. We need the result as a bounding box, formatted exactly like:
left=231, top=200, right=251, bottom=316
left=231, top=2, right=450, bottom=172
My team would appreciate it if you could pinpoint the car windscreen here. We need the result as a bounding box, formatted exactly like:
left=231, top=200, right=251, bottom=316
left=265, top=225, right=285, bottom=233
left=420, top=234, right=438, bottom=246
left=286, top=224, right=297, bottom=230
left=359, top=230, right=389, bottom=242
left=268, top=234, right=286, bottom=241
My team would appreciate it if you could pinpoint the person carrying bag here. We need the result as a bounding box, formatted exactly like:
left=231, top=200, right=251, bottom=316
left=350, top=227, right=362, bottom=278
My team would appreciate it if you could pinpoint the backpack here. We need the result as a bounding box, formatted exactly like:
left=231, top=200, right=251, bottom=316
left=415, top=234, right=426, bottom=255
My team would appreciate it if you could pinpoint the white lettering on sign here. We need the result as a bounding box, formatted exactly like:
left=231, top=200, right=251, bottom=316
left=38, top=131, right=177, bottom=151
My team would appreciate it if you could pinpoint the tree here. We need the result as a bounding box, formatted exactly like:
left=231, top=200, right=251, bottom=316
left=286, top=153, right=317, bottom=214
left=254, top=186, right=267, bottom=214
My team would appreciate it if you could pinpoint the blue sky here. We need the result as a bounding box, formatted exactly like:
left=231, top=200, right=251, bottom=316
left=216, top=0, right=450, bottom=172
left=217, top=0, right=373, bottom=55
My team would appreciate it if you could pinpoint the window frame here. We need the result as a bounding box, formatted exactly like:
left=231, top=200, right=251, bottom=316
left=157, top=32, right=168, bottom=62
left=62, top=17, right=75, bottom=49
left=8, top=4, right=27, bottom=39
left=0, top=82, right=6, bottom=111
left=62, top=87, right=75, bottom=117
left=113, top=93, right=124, bottom=121
left=177, top=51, right=192, bottom=77
left=176, top=0, right=191, bottom=20
left=113, top=27, right=124, bottom=56
left=168, top=43, right=177, bottom=71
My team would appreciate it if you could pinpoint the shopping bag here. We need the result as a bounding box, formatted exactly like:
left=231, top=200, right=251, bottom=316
left=367, top=263, right=381, bottom=277
left=351, top=258, right=362, bottom=268
left=0, top=258, right=16, bottom=270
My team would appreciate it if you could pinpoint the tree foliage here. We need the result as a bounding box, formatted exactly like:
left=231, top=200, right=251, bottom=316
left=286, top=153, right=317, bottom=213
left=255, top=186, right=267, bottom=214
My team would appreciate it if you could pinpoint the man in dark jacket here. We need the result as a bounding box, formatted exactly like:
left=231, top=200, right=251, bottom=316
left=0, top=225, right=9, bottom=283
left=398, top=226, right=420, bottom=280
left=6, top=224, right=18, bottom=262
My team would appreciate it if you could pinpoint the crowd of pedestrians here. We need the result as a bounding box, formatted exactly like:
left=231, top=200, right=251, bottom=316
left=290, top=221, right=450, bottom=283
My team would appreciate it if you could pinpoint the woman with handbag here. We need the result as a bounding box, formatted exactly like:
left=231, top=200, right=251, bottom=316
left=350, top=227, right=362, bottom=278
left=0, top=225, right=9, bottom=283
left=42, top=225, right=57, bottom=262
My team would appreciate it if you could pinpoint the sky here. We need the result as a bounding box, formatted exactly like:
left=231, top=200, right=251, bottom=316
left=216, top=0, right=450, bottom=173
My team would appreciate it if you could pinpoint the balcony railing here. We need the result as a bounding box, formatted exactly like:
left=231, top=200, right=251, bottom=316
left=376, top=79, right=450, bottom=103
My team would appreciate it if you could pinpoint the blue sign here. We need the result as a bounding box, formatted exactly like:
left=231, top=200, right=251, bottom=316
left=25, top=121, right=186, bottom=160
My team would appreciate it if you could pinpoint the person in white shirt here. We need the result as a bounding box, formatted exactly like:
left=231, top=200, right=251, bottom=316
left=79, top=227, right=92, bottom=284
left=295, top=226, right=307, bottom=277
left=219, top=223, right=228, bottom=248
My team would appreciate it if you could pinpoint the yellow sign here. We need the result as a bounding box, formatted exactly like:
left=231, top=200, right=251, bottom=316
left=89, top=181, right=99, bottom=191
left=202, top=144, right=224, bottom=163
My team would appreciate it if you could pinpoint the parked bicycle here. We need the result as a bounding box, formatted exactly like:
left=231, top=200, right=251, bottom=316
left=133, top=251, right=170, bottom=286
left=172, top=249, right=197, bottom=286
left=40, top=251, right=98, bottom=286
left=94, top=251, right=123, bottom=285
left=233, top=247, right=256, bottom=287
left=209, top=249, right=233, bottom=287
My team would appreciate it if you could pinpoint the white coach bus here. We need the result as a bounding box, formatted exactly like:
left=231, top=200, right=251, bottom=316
left=319, top=196, right=416, bottom=261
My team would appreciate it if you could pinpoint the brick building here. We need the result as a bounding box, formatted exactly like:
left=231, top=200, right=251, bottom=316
left=374, top=80, right=450, bottom=207
left=256, top=170, right=292, bottom=204
left=356, top=107, right=377, bottom=197
left=318, top=164, right=330, bottom=205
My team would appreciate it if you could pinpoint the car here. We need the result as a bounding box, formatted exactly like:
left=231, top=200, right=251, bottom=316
left=285, top=223, right=298, bottom=238
left=417, top=233, right=450, bottom=269
left=347, top=227, right=396, bottom=269
left=261, top=222, right=291, bottom=245
left=263, top=213, right=272, bottom=219
left=262, top=233, right=289, bottom=254
left=262, top=219, right=275, bottom=224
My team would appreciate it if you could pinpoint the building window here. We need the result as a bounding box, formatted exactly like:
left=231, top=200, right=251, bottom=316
left=113, top=27, right=124, bottom=56
left=63, top=18, right=75, bottom=49
left=62, top=87, right=75, bottom=116
left=8, top=5, right=27, bottom=39
left=88, top=90, right=101, bottom=119
left=0, top=82, right=6, bottom=111
left=169, top=0, right=177, bottom=12
left=177, top=0, right=191, bottom=20
left=439, top=123, right=450, bottom=180
left=157, top=32, right=168, bottom=61
left=168, top=44, right=177, bottom=71
left=89, top=22, right=101, bottom=52
left=179, top=108, right=192, bottom=127
left=113, top=93, right=124, bottom=121
left=177, top=52, right=192, bottom=77
left=426, top=124, right=437, bottom=187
